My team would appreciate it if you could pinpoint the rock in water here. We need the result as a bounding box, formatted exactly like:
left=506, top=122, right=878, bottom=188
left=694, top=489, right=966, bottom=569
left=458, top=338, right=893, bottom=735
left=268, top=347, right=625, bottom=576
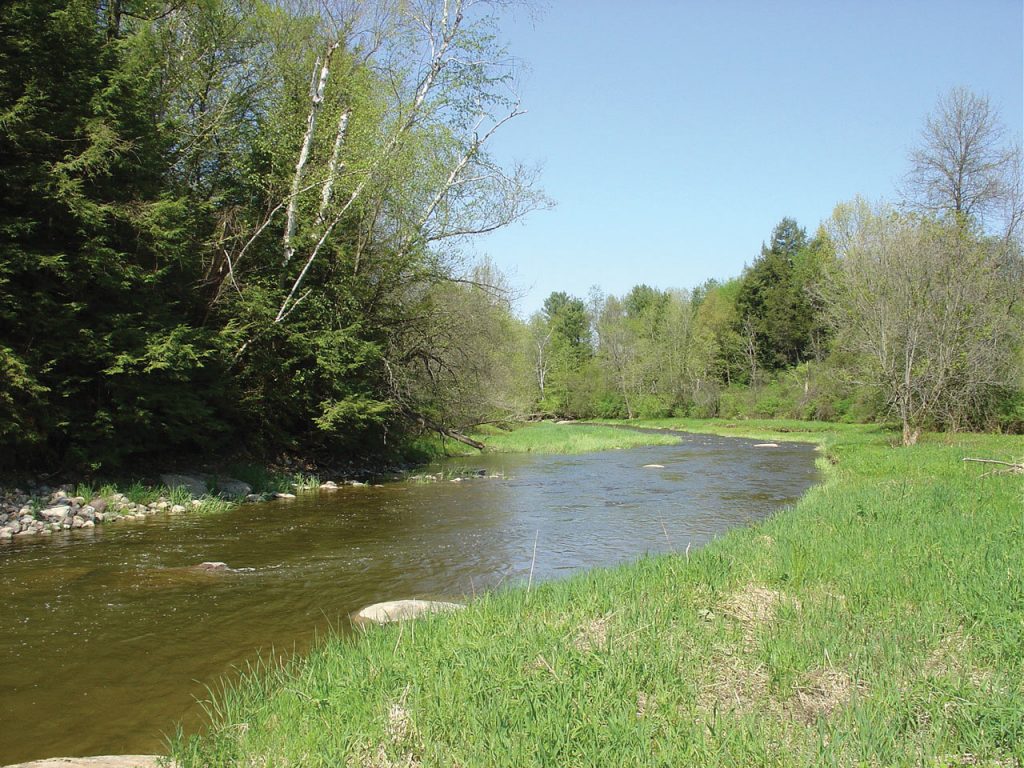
left=353, top=599, right=463, bottom=626
left=195, top=561, right=229, bottom=571
left=753, top=443, right=780, bottom=448
left=642, top=464, right=665, bottom=468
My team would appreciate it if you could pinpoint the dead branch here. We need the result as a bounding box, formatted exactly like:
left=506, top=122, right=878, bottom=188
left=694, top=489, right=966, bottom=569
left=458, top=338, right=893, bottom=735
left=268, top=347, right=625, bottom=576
left=962, top=457, right=1024, bottom=475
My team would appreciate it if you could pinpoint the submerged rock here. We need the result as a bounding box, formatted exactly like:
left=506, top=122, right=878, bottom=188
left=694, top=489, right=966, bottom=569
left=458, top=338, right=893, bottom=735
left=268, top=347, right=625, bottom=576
left=352, top=599, right=464, bottom=626
left=195, top=561, right=229, bottom=572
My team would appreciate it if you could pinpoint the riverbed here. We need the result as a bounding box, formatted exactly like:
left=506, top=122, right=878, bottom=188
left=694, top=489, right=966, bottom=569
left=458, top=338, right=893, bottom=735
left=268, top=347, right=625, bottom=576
left=0, top=433, right=817, bottom=764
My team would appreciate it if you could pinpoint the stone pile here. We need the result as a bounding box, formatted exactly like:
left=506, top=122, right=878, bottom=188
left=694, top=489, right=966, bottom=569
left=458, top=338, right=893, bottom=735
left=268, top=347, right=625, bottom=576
left=0, top=487, right=198, bottom=542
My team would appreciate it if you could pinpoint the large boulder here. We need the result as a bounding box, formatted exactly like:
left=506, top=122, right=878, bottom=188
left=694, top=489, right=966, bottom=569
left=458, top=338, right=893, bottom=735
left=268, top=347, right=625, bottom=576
left=214, top=478, right=252, bottom=498
left=352, top=599, right=464, bottom=626
left=40, top=506, right=71, bottom=522
left=160, top=474, right=208, bottom=497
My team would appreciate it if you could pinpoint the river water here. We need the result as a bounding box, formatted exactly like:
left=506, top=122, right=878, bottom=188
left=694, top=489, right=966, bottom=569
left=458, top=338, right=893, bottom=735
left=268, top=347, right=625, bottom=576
left=0, top=432, right=818, bottom=764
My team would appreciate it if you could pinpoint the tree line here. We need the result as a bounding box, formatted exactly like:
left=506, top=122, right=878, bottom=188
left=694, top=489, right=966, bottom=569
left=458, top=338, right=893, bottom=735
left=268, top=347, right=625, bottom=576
left=496, top=89, right=1024, bottom=446
left=1, top=0, right=1020, bottom=479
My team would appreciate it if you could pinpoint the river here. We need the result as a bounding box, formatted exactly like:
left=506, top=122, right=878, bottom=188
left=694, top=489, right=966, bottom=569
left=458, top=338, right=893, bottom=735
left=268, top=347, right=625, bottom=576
left=0, top=432, right=818, bottom=764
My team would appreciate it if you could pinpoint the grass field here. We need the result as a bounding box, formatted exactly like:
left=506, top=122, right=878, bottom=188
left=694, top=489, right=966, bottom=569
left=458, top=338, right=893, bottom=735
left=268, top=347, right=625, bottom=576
left=479, top=421, right=683, bottom=454
left=170, top=419, right=1024, bottom=767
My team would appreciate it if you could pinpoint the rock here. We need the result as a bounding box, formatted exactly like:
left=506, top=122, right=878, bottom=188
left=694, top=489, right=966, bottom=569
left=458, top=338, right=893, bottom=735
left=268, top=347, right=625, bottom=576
left=190, top=500, right=203, bottom=508
left=81, top=520, right=94, bottom=528
left=348, top=480, right=366, bottom=487
left=642, top=464, right=665, bottom=469
left=196, top=561, right=229, bottom=571
left=470, top=469, right=487, bottom=477
left=160, top=473, right=208, bottom=497
left=0, top=528, right=13, bottom=541
left=215, top=478, right=251, bottom=497
left=274, top=492, right=297, bottom=499
left=79, top=506, right=96, bottom=521
left=320, top=481, right=339, bottom=491
left=155, top=501, right=170, bottom=511
left=40, top=507, right=70, bottom=521
left=89, top=499, right=108, bottom=514
left=353, top=599, right=464, bottom=626
left=170, top=505, right=187, bottom=514
left=71, top=516, right=85, bottom=529
left=244, top=494, right=262, bottom=503
left=753, top=443, right=780, bottom=448
left=20, top=514, right=34, bottom=526
left=1, top=755, right=171, bottom=768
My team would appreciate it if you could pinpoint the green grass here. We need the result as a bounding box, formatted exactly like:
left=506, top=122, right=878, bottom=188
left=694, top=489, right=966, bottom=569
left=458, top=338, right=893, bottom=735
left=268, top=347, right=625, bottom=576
left=479, top=421, right=683, bottom=454
left=170, top=419, right=1024, bottom=767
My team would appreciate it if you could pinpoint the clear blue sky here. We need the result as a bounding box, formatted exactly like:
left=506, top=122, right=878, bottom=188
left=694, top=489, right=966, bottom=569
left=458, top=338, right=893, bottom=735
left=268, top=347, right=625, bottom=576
left=474, top=0, right=1024, bottom=316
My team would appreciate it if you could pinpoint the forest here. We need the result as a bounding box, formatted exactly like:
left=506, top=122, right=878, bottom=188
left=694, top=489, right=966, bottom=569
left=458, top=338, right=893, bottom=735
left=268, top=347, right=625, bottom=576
left=2, top=0, right=1022, bottom=474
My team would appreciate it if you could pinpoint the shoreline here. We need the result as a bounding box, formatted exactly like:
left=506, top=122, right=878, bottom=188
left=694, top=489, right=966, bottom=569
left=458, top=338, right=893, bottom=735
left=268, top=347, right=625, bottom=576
left=167, top=419, right=1024, bottom=766
left=0, top=422, right=687, bottom=545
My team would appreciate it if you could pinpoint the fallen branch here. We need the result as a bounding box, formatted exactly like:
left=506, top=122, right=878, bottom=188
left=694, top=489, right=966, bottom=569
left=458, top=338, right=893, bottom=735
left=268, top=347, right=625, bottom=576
left=414, top=414, right=485, bottom=450
left=962, top=457, right=1024, bottom=475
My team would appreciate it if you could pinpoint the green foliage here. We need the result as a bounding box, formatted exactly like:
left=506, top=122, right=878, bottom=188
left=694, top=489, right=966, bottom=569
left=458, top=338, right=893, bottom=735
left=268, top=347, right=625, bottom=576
left=0, top=0, right=539, bottom=473
left=479, top=422, right=682, bottom=454
left=735, top=217, right=821, bottom=371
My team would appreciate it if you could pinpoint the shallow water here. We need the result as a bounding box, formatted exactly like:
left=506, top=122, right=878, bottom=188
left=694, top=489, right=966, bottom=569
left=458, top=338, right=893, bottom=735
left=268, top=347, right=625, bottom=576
left=0, top=432, right=818, bottom=764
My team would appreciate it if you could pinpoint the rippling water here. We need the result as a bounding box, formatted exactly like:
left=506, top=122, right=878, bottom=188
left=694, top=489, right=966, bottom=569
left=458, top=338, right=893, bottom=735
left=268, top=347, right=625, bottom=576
left=0, top=432, right=818, bottom=763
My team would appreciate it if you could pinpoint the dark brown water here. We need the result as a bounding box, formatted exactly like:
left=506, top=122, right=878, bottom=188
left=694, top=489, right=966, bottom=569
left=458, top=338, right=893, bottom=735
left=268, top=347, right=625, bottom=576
left=0, top=433, right=817, bottom=764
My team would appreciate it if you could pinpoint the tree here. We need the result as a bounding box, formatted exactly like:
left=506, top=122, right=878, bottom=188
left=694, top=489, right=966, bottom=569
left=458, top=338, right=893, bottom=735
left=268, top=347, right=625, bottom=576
left=903, top=87, right=1023, bottom=239
left=533, top=291, right=592, bottom=414
left=735, top=217, right=817, bottom=371
left=823, top=199, right=1023, bottom=445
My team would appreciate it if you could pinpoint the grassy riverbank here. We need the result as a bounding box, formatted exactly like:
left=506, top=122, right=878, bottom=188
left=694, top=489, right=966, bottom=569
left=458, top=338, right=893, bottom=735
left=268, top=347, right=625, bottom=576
left=479, top=421, right=682, bottom=454
left=170, top=419, right=1023, bottom=767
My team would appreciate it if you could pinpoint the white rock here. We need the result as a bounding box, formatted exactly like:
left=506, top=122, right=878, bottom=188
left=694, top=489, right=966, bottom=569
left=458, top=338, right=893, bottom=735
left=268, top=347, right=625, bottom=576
left=2, top=755, right=170, bottom=768
left=642, top=464, right=665, bottom=469
left=197, top=561, right=229, bottom=571
left=40, top=506, right=70, bottom=521
left=353, top=599, right=464, bottom=626
left=753, top=443, right=780, bottom=448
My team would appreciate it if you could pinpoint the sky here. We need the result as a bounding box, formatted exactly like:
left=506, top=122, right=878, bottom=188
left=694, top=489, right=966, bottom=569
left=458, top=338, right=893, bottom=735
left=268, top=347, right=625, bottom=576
left=470, top=0, right=1024, bottom=316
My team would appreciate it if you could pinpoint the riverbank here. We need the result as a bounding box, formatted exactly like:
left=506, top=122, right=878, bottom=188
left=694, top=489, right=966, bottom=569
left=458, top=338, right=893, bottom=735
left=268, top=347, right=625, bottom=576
left=0, top=424, right=686, bottom=544
left=167, top=419, right=1023, bottom=767
left=0, top=472, right=309, bottom=543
